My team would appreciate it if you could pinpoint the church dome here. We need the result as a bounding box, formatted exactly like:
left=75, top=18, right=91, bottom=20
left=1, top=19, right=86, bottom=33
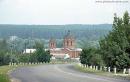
left=64, top=30, right=74, bottom=39
left=49, top=37, right=56, bottom=42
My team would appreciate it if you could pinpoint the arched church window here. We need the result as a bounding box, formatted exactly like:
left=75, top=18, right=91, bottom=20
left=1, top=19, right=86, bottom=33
left=67, top=41, right=69, bottom=46
left=71, top=41, right=72, bottom=46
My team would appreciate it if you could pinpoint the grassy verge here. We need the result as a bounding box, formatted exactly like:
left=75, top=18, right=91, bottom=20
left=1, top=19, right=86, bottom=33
left=0, top=62, right=68, bottom=82
left=0, top=64, right=44, bottom=82
left=0, top=65, right=16, bottom=82
left=74, top=64, right=130, bottom=80
left=0, top=64, right=38, bottom=82
left=74, top=64, right=113, bottom=76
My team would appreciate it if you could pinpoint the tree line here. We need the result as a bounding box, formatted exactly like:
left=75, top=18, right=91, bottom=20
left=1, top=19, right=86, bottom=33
left=0, top=24, right=111, bottom=40
left=80, top=11, right=130, bottom=70
left=0, top=40, right=51, bottom=66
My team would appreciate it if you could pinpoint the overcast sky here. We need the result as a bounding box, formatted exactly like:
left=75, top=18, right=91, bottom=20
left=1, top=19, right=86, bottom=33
left=0, top=0, right=130, bottom=25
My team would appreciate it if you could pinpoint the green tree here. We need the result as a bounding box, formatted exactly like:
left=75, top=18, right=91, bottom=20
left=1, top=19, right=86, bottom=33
left=99, top=11, right=130, bottom=69
left=34, top=42, right=51, bottom=63
left=0, top=39, right=11, bottom=66
left=80, top=47, right=104, bottom=66
left=18, top=54, right=30, bottom=63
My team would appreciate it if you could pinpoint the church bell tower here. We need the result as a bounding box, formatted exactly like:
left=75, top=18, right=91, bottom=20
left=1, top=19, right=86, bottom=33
left=63, top=30, right=75, bottom=49
left=49, top=38, right=56, bottom=49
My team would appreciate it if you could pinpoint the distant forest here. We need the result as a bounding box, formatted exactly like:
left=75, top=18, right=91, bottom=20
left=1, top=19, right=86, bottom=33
left=0, top=24, right=112, bottom=40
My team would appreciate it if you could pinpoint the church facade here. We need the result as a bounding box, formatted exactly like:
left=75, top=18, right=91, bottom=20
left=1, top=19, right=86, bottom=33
left=49, top=31, right=82, bottom=58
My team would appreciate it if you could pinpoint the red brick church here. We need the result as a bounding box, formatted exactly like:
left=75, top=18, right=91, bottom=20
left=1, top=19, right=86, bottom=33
left=49, top=31, right=82, bottom=58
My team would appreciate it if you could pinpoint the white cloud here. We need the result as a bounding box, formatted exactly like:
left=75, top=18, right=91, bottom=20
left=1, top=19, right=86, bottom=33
left=0, top=0, right=129, bottom=24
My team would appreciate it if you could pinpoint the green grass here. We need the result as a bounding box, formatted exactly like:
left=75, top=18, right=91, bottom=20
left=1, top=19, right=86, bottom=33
left=0, top=64, right=37, bottom=82
left=74, top=64, right=130, bottom=80
left=74, top=64, right=113, bottom=76
left=0, top=74, right=10, bottom=82
left=0, top=65, right=16, bottom=82
left=0, top=62, right=68, bottom=82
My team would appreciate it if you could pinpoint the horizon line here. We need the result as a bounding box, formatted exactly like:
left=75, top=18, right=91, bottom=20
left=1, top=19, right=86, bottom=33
left=0, top=23, right=112, bottom=26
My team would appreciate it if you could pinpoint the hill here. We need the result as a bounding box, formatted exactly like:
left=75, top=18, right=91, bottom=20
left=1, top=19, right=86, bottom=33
left=0, top=24, right=112, bottom=40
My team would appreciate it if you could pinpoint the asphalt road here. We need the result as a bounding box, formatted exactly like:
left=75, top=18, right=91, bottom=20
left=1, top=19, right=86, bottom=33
left=10, top=64, right=130, bottom=82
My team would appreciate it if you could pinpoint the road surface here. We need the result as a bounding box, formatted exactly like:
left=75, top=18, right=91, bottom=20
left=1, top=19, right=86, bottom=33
left=10, top=64, right=130, bottom=82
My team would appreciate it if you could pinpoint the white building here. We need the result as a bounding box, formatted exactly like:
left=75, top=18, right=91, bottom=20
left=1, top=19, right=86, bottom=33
left=23, top=49, right=36, bottom=54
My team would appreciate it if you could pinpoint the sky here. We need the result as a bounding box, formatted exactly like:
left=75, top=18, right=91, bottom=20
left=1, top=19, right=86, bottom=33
left=0, top=0, right=130, bottom=25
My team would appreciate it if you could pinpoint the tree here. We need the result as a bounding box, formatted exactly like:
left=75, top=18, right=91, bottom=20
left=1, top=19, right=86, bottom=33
left=18, top=54, right=30, bottom=63
left=0, top=39, right=8, bottom=52
left=80, top=47, right=104, bottom=66
left=34, top=42, right=51, bottom=63
left=0, top=39, right=11, bottom=66
left=0, top=52, right=11, bottom=65
left=99, top=11, right=130, bottom=69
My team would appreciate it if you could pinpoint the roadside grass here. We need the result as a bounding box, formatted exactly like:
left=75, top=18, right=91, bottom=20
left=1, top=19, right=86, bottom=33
left=0, top=64, right=37, bottom=82
left=74, top=64, right=130, bottom=80
left=74, top=64, right=113, bottom=76
left=0, top=62, right=69, bottom=82
left=0, top=74, right=10, bottom=82
left=0, top=65, right=16, bottom=82
left=0, top=64, right=43, bottom=82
